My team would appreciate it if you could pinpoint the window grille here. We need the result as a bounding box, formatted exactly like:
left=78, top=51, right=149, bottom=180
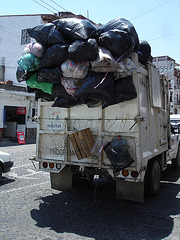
left=21, top=29, right=31, bottom=45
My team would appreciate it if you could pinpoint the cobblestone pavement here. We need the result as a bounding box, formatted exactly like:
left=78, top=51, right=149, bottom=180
left=0, top=140, right=180, bottom=240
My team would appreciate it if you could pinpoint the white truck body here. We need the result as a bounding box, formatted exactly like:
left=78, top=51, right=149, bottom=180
left=34, top=53, right=180, bottom=202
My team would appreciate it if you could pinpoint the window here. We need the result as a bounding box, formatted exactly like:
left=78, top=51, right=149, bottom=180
left=21, top=29, right=31, bottom=45
left=31, top=107, right=37, bottom=122
left=170, top=92, right=173, bottom=102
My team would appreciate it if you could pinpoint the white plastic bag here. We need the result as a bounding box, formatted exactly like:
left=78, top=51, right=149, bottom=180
left=91, top=47, right=136, bottom=77
left=61, top=77, right=83, bottom=96
left=91, top=47, right=118, bottom=72
left=22, top=42, right=45, bottom=58
left=116, top=57, right=137, bottom=78
left=61, top=60, right=89, bottom=79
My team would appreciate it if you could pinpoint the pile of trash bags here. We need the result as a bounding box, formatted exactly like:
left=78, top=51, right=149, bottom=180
left=16, top=17, right=152, bottom=108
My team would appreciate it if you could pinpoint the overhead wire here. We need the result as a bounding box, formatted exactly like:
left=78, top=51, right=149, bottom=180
left=130, top=0, right=171, bottom=21
left=147, top=32, right=180, bottom=41
left=49, top=0, right=68, bottom=12
left=33, top=0, right=55, bottom=14
left=129, top=0, right=180, bottom=50
left=38, top=0, right=59, bottom=12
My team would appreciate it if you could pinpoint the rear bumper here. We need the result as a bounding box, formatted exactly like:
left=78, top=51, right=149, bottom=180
left=3, top=161, right=13, bottom=173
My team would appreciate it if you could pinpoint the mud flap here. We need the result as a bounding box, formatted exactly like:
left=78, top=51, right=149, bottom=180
left=116, top=179, right=144, bottom=203
left=50, top=166, right=72, bottom=191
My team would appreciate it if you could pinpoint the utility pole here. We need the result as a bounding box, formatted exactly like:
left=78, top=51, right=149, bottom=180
left=0, top=57, right=5, bottom=82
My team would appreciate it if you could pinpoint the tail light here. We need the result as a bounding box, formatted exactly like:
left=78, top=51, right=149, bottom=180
left=122, top=170, right=129, bottom=177
left=49, top=163, right=54, bottom=169
left=131, top=171, right=139, bottom=178
left=56, top=163, right=61, bottom=170
left=42, top=162, right=48, bottom=168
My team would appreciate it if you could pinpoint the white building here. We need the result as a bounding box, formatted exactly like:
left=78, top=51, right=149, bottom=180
left=153, top=56, right=180, bottom=114
left=0, top=14, right=57, bottom=141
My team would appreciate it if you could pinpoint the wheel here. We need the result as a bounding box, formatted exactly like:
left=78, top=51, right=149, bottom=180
left=72, top=173, right=94, bottom=188
left=172, top=145, right=180, bottom=169
left=144, top=159, right=161, bottom=197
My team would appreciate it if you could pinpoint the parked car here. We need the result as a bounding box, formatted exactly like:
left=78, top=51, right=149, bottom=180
left=0, top=151, right=13, bottom=179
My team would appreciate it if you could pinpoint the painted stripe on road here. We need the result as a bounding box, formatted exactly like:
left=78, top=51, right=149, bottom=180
left=18, top=171, right=47, bottom=179
left=12, top=163, right=34, bottom=169
left=8, top=169, right=47, bottom=179
left=0, top=181, right=50, bottom=194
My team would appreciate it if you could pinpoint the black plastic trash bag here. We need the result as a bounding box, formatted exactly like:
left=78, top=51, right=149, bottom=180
left=27, top=86, right=36, bottom=93
left=75, top=71, right=116, bottom=104
left=37, top=67, right=62, bottom=83
left=99, top=30, right=134, bottom=59
left=16, top=66, right=36, bottom=82
left=52, top=82, right=83, bottom=99
left=53, top=18, right=98, bottom=41
left=27, top=23, right=65, bottom=47
left=35, top=89, right=55, bottom=101
left=138, top=40, right=152, bottom=65
left=52, top=95, right=83, bottom=108
left=52, top=83, right=83, bottom=107
left=98, top=18, right=139, bottom=51
left=52, top=83, right=71, bottom=97
left=39, top=44, right=69, bottom=68
left=102, top=76, right=137, bottom=108
left=68, top=39, right=98, bottom=62
left=75, top=72, right=137, bottom=109
left=80, top=98, right=102, bottom=108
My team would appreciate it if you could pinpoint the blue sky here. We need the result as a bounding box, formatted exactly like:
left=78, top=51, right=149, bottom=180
left=1, top=0, right=180, bottom=64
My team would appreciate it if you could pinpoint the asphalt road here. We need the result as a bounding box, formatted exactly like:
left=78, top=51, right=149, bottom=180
left=0, top=140, right=180, bottom=240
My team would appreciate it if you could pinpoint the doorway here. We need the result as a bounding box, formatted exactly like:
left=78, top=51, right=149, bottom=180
left=3, top=106, right=26, bottom=139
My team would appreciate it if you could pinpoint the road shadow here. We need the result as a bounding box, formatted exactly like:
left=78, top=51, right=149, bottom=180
left=31, top=167, right=180, bottom=240
left=0, top=176, right=15, bottom=186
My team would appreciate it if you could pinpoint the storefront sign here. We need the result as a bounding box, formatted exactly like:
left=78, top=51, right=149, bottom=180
left=17, top=107, right=26, bottom=114
left=17, top=132, right=25, bottom=144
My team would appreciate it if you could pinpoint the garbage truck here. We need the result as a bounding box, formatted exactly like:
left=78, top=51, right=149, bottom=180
left=32, top=52, right=180, bottom=202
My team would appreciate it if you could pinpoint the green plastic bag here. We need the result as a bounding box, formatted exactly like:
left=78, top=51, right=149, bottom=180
left=17, top=53, right=41, bottom=72
left=26, top=73, right=53, bottom=94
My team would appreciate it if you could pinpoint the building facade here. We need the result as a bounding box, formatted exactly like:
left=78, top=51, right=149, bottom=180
left=0, top=14, right=57, bottom=141
left=153, top=56, right=180, bottom=114
left=0, top=83, right=36, bottom=141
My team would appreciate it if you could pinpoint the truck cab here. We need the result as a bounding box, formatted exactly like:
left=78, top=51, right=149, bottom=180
left=170, top=114, right=180, bottom=134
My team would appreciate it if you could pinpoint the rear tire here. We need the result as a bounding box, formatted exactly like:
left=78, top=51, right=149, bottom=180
left=172, top=145, right=180, bottom=169
left=144, top=159, right=161, bottom=197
